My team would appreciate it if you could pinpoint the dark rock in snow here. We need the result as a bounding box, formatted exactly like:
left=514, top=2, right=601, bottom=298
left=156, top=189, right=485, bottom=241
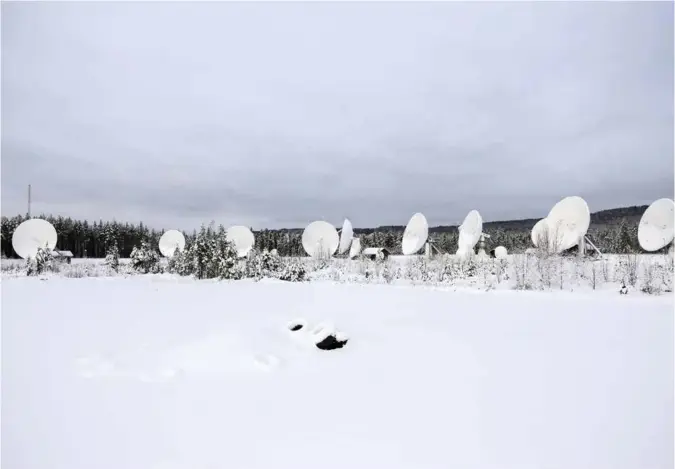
left=289, top=323, right=303, bottom=331
left=315, top=335, right=348, bottom=351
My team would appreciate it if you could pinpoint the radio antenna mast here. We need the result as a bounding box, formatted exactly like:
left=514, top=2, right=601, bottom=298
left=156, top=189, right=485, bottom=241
left=27, top=184, right=32, bottom=219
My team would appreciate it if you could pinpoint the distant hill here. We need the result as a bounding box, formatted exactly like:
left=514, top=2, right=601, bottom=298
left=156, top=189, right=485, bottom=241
left=354, top=205, right=649, bottom=234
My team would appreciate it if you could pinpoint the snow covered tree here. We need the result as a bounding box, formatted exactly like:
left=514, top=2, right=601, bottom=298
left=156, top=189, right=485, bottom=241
left=278, top=260, right=307, bottom=282
left=211, top=225, right=244, bottom=280
left=26, top=245, right=54, bottom=276
left=104, top=243, right=120, bottom=272
left=130, top=240, right=161, bottom=274
left=167, top=223, right=242, bottom=279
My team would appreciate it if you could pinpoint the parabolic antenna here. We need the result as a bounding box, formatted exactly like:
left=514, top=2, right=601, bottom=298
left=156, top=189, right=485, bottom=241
left=349, top=237, right=362, bottom=259
left=302, top=221, right=339, bottom=258
left=338, top=219, right=354, bottom=255
left=531, top=218, right=548, bottom=247
left=12, top=218, right=58, bottom=259
left=226, top=225, right=256, bottom=258
left=457, top=210, right=483, bottom=251
left=158, top=230, right=186, bottom=257
left=545, top=196, right=590, bottom=253
left=401, top=213, right=429, bottom=255
left=494, top=246, right=508, bottom=259
left=638, top=198, right=675, bottom=252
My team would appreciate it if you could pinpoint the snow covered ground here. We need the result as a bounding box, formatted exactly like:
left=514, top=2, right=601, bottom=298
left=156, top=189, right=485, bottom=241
left=2, top=275, right=673, bottom=469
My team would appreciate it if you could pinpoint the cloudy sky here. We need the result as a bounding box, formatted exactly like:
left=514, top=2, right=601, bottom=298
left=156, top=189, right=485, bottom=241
left=2, top=1, right=673, bottom=230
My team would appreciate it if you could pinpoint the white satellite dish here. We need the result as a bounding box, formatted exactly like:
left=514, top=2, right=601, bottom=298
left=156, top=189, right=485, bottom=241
left=349, top=237, right=362, bottom=259
left=494, top=246, right=508, bottom=259
left=401, top=213, right=429, bottom=255
left=226, top=225, right=256, bottom=258
left=457, top=210, right=483, bottom=251
left=12, top=218, right=58, bottom=259
left=158, top=230, right=186, bottom=257
left=545, top=196, right=590, bottom=253
left=531, top=218, right=548, bottom=247
left=638, top=198, right=675, bottom=252
left=338, top=218, right=354, bottom=255
left=302, top=221, right=339, bottom=258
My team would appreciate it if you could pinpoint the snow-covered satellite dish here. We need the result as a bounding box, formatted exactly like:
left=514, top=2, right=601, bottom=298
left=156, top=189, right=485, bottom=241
left=349, top=237, right=362, bottom=259
left=457, top=210, right=483, bottom=251
left=494, top=246, right=508, bottom=259
left=545, top=196, right=590, bottom=253
left=158, top=230, right=186, bottom=257
left=531, top=218, right=548, bottom=247
left=12, top=218, right=58, bottom=259
left=401, top=213, right=429, bottom=255
left=338, top=218, right=354, bottom=255
left=226, top=225, right=255, bottom=258
left=638, top=198, right=675, bottom=252
left=302, top=221, right=339, bottom=258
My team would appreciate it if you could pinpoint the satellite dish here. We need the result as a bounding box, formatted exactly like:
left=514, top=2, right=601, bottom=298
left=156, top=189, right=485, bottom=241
left=302, top=221, right=339, bottom=258
left=338, top=219, right=354, bottom=255
left=226, top=225, right=255, bottom=258
left=401, top=213, right=429, bottom=255
left=545, top=196, right=590, bottom=253
left=531, top=218, right=548, bottom=247
left=349, top=237, right=362, bottom=259
left=158, top=230, right=186, bottom=257
left=12, top=218, right=58, bottom=259
left=494, top=246, right=508, bottom=259
left=638, top=198, right=675, bottom=251
left=457, top=210, right=483, bottom=251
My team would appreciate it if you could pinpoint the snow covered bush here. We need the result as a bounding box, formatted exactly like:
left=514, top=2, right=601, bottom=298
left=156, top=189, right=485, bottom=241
left=278, top=261, right=307, bottom=282
left=246, top=249, right=282, bottom=279
left=404, top=257, right=432, bottom=283
left=130, top=240, right=161, bottom=274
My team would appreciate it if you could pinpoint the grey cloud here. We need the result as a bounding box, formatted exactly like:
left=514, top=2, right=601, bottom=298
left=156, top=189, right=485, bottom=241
left=2, top=1, right=672, bottom=231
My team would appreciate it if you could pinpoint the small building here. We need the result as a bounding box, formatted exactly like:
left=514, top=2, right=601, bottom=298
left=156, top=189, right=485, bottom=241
left=361, top=247, right=391, bottom=261
left=51, top=250, right=74, bottom=264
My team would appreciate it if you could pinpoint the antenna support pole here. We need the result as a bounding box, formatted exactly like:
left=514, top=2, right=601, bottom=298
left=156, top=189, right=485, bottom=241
left=27, top=184, right=32, bottom=218
left=583, top=235, right=603, bottom=259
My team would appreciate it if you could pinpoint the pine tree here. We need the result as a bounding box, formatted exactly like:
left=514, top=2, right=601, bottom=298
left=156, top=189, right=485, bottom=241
left=615, top=220, right=634, bottom=254
left=104, top=243, right=120, bottom=272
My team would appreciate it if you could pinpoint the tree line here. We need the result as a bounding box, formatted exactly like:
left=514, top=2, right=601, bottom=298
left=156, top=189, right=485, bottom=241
left=0, top=212, right=647, bottom=259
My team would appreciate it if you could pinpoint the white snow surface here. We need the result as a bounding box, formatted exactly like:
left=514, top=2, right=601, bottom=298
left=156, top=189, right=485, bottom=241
left=2, top=275, right=673, bottom=469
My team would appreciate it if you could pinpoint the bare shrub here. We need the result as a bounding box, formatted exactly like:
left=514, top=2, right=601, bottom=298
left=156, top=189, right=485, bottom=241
left=381, top=259, right=399, bottom=284
left=617, top=255, right=640, bottom=287
left=512, top=254, right=533, bottom=290
left=404, top=257, right=432, bottom=284
left=589, top=261, right=598, bottom=290
left=662, top=254, right=674, bottom=292
left=534, top=255, right=555, bottom=289
left=640, top=261, right=661, bottom=295
left=495, top=258, right=509, bottom=284
left=601, top=259, right=611, bottom=283
left=535, top=222, right=564, bottom=258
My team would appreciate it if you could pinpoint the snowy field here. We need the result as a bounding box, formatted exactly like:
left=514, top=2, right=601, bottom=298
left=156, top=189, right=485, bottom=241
left=2, top=274, right=673, bottom=469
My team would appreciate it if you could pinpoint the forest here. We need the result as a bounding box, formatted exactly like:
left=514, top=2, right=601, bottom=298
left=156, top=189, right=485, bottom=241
left=0, top=205, right=650, bottom=259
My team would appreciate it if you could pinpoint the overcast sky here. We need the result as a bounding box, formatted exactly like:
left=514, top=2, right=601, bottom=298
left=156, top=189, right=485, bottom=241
left=2, top=1, right=673, bottom=231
